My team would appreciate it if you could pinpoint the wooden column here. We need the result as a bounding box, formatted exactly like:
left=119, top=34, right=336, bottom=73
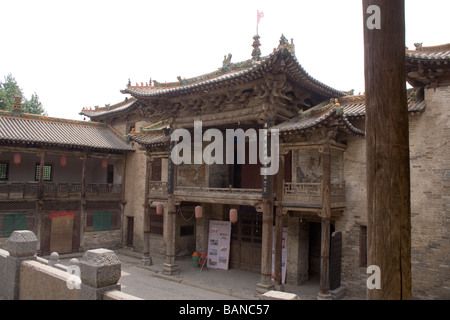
left=164, top=134, right=178, bottom=274
left=81, top=152, right=87, bottom=199
left=142, top=156, right=152, bottom=266
left=274, top=153, right=285, bottom=289
left=119, top=155, right=127, bottom=247
left=36, top=151, right=46, bottom=254
left=257, top=118, right=275, bottom=294
left=318, top=142, right=332, bottom=299
left=79, top=152, right=88, bottom=251
left=37, top=152, right=45, bottom=199
left=163, top=196, right=178, bottom=274
left=363, top=0, right=411, bottom=300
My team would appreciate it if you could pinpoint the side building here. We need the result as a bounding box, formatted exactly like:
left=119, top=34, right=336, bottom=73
left=0, top=97, right=134, bottom=255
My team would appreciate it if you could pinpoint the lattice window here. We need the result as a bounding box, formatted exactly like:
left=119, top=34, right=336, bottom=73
left=151, top=158, right=162, bottom=182
left=85, top=206, right=120, bottom=232
left=0, top=162, right=8, bottom=180
left=93, top=210, right=112, bottom=231
left=35, top=164, right=52, bottom=181
left=2, top=213, right=26, bottom=238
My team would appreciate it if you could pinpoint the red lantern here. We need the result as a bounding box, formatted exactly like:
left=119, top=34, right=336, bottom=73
left=13, top=153, right=21, bottom=165
left=101, top=159, right=108, bottom=168
left=60, top=155, right=67, bottom=167
left=229, top=208, right=238, bottom=224
left=195, top=206, right=202, bottom=219
left=156, top=203, right=164, bottom=215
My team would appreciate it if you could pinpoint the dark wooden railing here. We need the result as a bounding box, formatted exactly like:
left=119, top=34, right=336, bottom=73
left=0, top=181, right=122, bottom=200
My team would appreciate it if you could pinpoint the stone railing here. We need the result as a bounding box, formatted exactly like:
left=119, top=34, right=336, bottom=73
left=0, top=230, right=142, bottom=300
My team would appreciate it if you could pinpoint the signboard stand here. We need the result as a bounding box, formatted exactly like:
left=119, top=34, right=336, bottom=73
left=206, top=220, right=231, bottom=270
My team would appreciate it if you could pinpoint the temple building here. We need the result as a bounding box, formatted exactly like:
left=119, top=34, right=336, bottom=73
left=1, top=36, right=449, bottom=299
left=0, top=97, right=133, bottom=254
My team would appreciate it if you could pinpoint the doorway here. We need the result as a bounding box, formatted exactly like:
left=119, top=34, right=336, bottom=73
left=50, top=212, right=74, bottom=254
left=126, top=216, right=134, bottom=247
left=229, top=206, right=262, bottom=273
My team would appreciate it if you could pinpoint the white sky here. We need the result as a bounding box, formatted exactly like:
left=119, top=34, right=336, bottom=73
left=1, top=0, right=449, bottom=120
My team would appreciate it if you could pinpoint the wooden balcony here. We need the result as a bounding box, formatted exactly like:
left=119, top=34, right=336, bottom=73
left=173, top=186, right=262, bottom=206
left=282, top=182, right=346, bottom=209
left=148, top=181, right=168, bottom=200
left=0, top=181, right=122, bottom=200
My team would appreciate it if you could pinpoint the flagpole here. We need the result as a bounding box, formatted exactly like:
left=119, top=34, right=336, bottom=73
left=257, top=10, right=259, bottom=35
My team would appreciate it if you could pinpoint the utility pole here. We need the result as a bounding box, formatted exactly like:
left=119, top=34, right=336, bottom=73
left=363, top=0, right=412, bottom=299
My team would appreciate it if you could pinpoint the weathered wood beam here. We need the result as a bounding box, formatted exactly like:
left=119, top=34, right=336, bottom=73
left=363, top=0, right=412, bottom=300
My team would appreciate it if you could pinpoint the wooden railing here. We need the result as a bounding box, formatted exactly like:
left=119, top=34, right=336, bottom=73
left=174, top=186, right=262, bottom=200
left=283, top=182, right=346, bottom=206
left=0, top=181, right=122, bottom=200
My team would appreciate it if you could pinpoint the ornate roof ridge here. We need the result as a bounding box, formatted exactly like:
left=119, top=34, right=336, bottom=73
left=81, top=97, right=136, bottom=114
left=407, top=42, right=450, bottom=53
left=0, top=109, right=106, bottom=128
left=126, top=57, right=265, bottom=91
left=124, top=34, right=297, bottom=92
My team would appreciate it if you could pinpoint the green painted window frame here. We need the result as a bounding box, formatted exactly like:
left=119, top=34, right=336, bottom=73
left=93, top=210, right=112, bottom=231
left=2, top=213, right=26, bottom=238
left=0, top=162, right=8, bottom=180
left=35, top=163, right=53, bottom=181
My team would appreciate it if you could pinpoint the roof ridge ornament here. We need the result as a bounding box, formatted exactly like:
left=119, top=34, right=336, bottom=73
left=12, top=92, right=23, bottom=116
left=275, top=34, right=295, bottom=55
left=252, top=34, right=261, bottom=62
left=222, top=53, right=232, bottom=72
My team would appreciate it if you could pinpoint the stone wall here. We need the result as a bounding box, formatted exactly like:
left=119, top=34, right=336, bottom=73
left=82, top=230, right=122, bottom=251
left=339, top=86, right=450, bottom=299
left=408, top=86, right=450, bottom=299
left=123, top=149, right=147, bottom=252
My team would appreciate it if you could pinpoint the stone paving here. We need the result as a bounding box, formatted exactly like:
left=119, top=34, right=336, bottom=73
left=54, top=247, right=324, bottom=300
left=115, top=248, right=321, bottom=300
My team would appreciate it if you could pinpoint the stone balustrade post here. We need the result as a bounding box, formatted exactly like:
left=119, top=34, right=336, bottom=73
left=79, top=248, right=122, bottom=300
left=5, top=230, right=38, bottom=300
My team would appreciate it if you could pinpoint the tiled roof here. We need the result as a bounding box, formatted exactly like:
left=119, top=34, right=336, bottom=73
left=273, top=89, right=425, bottom=136
left=0, top=110, right=134, bottom=152
left=80, top=97, right=137, bottom=119
left=128, top=133, right=170, bottom=147
left=121, top=48, right=345, bottom=100
left=406, top=43, right=450, bottom=62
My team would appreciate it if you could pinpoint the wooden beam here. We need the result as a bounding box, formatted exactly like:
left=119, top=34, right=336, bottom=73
left=363, top=0, right=412, bottom=300
left=318, top=142, right=331, bottom=299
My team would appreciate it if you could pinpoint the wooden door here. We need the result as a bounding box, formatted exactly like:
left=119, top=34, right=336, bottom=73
left=50, top=212, right=74, bottom=254
left=230, top=208, right=262, bottom=273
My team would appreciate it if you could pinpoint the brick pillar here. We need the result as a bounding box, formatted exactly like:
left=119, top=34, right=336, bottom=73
left=4, top=230, right=38, bottom=300
left=79, top=248, right=121, bottom=300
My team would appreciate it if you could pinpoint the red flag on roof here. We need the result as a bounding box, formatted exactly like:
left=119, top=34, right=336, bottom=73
left=257, top=11, right=264, bottom=24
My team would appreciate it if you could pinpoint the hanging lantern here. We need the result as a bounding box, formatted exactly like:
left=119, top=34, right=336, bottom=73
left=13, top=153, right=21, bottom=165
left=156, top=203, right=164, bottom=215
left=101, top=159, right=108, bottom=168
left=60, top=155, right=67, bottom=167
left=195, top=206, right=203, bottom=219
left=229, top=208, right=238, bottom=224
